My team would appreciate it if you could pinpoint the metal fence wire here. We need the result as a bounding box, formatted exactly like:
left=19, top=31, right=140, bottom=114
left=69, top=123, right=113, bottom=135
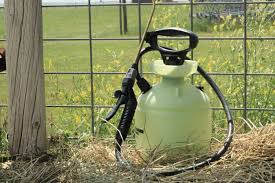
left=0, top=0, right=274, bottom=135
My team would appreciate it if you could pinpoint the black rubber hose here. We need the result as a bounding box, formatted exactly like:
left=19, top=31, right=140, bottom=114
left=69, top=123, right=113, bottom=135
left=115, top=88, right=137, bottom=166
left=133, top=46, right=154, bottom=81
left=152, top=66, right=234, bottom=176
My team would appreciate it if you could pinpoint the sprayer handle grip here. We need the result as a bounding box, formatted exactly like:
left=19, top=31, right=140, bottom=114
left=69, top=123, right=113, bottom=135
left=155, top=28, right=198, bottom=49
left=146, top=27, right=199, bottom=51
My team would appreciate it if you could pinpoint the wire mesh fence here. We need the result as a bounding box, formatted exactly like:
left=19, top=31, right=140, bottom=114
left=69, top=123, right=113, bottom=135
left=0, top=0, right=274, bottom=136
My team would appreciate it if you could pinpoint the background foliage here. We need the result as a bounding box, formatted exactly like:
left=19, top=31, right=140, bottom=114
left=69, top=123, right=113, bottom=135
left=0, top=4, right=274, bottom=152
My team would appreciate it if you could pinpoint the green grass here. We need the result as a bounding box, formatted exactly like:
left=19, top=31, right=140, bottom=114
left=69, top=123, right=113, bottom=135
left=0, top=5, right=274, bottom=142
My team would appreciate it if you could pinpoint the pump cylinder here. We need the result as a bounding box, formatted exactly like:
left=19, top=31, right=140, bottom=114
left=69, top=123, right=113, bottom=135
left=134, top=60, right=212, bottom=158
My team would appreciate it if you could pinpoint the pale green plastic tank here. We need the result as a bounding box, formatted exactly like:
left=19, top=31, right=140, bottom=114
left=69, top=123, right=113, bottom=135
left=134, top=60, right=212, bottom=157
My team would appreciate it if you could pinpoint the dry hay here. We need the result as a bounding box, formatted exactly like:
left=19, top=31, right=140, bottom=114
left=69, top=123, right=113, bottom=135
left=0, top=124, right=274, bottom=183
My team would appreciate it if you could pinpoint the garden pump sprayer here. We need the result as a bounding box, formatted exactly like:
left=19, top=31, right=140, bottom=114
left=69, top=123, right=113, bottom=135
left=104, top=27, right=234, bottom=176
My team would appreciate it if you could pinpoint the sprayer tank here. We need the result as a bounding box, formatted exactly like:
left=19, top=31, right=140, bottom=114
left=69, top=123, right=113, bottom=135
left=134, top=60, right=212, bottom=156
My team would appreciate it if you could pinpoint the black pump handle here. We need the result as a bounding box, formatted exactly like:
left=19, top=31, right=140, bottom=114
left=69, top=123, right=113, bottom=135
left=145, top=27, right=199, bottom=54
left=145, top=28, right=199, bottom=65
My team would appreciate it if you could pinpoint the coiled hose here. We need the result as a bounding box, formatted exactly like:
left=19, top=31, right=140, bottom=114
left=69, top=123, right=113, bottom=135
left=149, top=66, right=234, bottom=176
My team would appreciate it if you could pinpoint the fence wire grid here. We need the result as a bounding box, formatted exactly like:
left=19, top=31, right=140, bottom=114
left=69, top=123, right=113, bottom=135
left=0, top=0, right=274, bottom=135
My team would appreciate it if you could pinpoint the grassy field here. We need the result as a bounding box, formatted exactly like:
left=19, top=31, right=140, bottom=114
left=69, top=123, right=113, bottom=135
left=0, top=5, right=274, bottom=144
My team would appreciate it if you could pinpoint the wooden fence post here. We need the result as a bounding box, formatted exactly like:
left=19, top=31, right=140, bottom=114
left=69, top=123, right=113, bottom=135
left=5, top=0, right=47, bottom=157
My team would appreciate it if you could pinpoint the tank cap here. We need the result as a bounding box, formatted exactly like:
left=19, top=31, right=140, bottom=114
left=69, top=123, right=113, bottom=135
left=152, top=60, right=198, bottom=78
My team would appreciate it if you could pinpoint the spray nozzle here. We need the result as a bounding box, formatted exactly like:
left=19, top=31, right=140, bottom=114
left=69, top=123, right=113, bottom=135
left=104, top=68, right=137, bottom=122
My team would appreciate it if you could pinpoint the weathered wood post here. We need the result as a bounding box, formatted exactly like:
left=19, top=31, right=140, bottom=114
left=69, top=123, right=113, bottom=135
left=5, top=0, right=47, bottom=156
